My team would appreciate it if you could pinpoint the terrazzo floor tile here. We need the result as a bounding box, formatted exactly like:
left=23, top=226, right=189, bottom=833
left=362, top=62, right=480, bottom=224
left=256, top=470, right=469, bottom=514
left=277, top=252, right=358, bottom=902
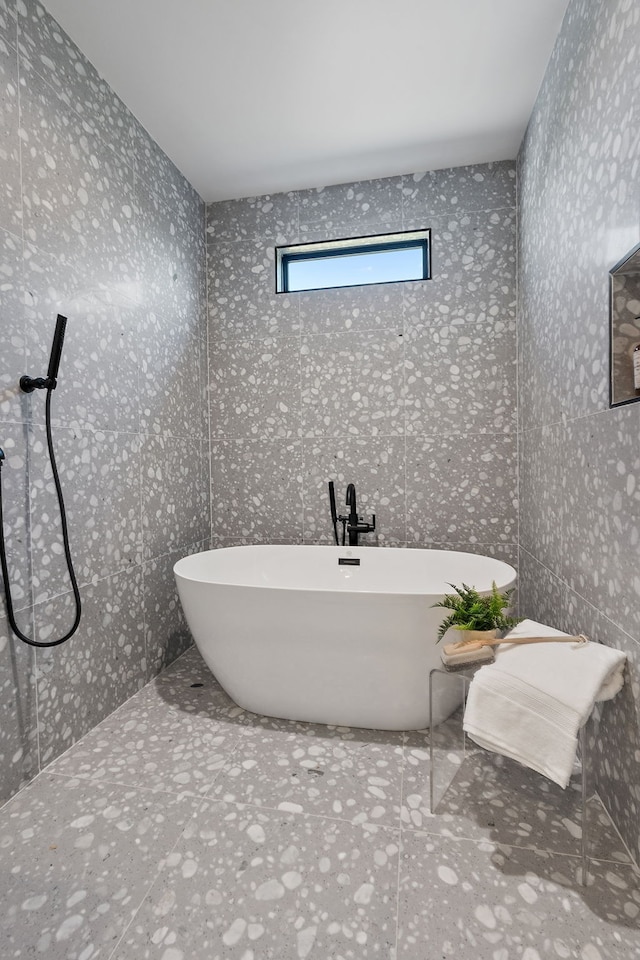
left=48, top=692, right=243, bottom=799
left=109, top=801, right=399, bottom=960
left=0, top=772, right=200, bottom=960
left=402, top=737, right=631, bottom=863
left=211, top=724, right=404, bottom=826
left=139, top=656, right=255, bottom=727
left=397, top=832, right=640, bottom=959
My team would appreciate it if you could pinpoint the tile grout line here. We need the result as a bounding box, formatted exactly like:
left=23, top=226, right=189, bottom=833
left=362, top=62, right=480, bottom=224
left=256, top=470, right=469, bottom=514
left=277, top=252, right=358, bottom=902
left=104, top=795, right=209, bottom=960
left=195, top=792, right=405, bottom=835
left=15, top=20, right=43, bottom=776
left=296, top=194, right=305, bottom=539
left=24, top=754, right=639, bottom=869
left=393, top=733, right=407, bottom=957
left=514, top=162, right=520, bottom=592
left=518, top=545, right=640, bottom=650
left=594, top=789, right=640, bottom=872
left=15, top=641, right=205, bottom=795
left=135, top=162, right=149, bottom=684
left=204, top=199, right=213, bottom=545
left=27, top=536, right=210, bottom=610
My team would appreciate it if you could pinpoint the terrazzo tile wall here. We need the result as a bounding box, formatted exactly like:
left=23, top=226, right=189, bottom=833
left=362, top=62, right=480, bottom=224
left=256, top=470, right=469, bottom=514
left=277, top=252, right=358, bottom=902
left=0, top=0, right=208, bottom=803
left=518, top=0, right=640, bottom=860
left=206, top=161, right=518, bottom=566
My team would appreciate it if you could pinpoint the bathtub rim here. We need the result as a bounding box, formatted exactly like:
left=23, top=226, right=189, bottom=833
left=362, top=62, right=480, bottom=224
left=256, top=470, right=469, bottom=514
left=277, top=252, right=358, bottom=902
left=174, top=544, right=517, bottom=598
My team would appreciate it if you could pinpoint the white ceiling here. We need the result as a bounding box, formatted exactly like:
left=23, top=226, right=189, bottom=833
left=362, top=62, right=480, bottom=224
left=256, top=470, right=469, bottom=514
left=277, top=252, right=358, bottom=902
left=42, top=0, right=570, bottom=202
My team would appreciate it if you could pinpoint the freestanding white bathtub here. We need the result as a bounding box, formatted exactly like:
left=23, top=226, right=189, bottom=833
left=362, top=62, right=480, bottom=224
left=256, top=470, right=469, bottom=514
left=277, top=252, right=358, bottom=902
left=174, top=545, right=516, bottom=731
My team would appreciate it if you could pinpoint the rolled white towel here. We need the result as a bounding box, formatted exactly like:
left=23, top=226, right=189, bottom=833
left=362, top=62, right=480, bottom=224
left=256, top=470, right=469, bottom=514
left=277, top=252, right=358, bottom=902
left=463, top=619, right=627, bottom=788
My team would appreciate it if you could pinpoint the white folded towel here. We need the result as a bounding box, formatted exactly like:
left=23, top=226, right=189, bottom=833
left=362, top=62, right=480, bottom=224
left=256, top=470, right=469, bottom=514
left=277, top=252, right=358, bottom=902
left=463, top=618, right=627, bottom=788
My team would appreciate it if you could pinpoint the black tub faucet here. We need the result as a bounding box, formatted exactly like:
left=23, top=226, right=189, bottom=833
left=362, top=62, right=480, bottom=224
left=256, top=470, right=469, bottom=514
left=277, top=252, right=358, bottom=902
left=328, top=481, right=376, bottom=546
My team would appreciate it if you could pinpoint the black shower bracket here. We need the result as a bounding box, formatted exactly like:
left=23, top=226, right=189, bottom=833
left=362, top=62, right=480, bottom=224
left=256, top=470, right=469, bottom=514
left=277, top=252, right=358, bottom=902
left=20, top=313, right=67, bottom=393
left=20, top=375, right=55, bottom=393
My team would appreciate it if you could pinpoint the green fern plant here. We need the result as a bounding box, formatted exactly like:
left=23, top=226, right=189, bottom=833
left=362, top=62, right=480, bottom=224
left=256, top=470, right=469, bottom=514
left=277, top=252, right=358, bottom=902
left=433, top=581, right=521, bottom=641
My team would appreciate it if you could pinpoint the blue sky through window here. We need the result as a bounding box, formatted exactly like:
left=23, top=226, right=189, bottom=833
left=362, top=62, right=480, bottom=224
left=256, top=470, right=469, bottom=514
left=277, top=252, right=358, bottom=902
left=286, top=245, right=424, bottom=292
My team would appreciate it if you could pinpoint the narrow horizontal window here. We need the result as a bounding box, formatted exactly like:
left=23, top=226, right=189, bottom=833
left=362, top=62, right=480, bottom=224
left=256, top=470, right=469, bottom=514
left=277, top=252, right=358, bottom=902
left=276, top=229, right=430, bottom=294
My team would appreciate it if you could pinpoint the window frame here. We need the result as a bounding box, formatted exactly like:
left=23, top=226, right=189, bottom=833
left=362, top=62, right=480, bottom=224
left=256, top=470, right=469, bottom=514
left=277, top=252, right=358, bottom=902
left=275, top=228, right=431, bottom=294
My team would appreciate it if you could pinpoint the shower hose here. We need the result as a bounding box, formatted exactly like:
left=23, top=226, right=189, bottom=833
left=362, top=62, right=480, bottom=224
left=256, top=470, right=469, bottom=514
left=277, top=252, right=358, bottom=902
left=0, top=387, right=81, bottom=646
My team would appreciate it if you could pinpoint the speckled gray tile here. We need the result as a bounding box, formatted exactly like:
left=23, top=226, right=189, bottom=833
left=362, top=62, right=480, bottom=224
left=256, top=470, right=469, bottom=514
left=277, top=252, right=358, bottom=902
left=560, top=406, right=640, bottom=640
left=211, top=438, right=303, bottom=541
left=139, top=643, right=245, bottom=720
left=0, top=229, right=25, bottom=423
left=298, top=175, right=403, bottom=229
left=29, top=424, right=142, bottom=600
left=209, top=337, right=301, bottom=440
left=0, top=772, right=199, bottom=960
left=139, top=313, right=204, bottom=439
left=402, top=739, right=628, bottom=862
left=518, top=549, right=564, bottom=629
left=302, top=436, right=406, bottom=543
left=141, top=435, right=209, bottom=561
left=19, top=66, right=139, bottom=282
left=110, top=802, right=399, bottom=960
left=299, top=282, right=403, bottom=335
left=212, top=725, right=403, bottom=826
left=517, top=268, right=566, bottom=432
left=147, top=641, right=204, bottom=680
left=518, top=0, right=639, bottom=427
left=208, top=238, right=299, bottom=340
left=562, top=587, right=640, bottom=866
left=404, top=209, right=516, bottom=334
left=404, top=274, right=515, bottom=332
left=143, top=543, right=202, bottom=677
left=206, top=191, right=298, bottom=243
left=405, top=319, right=516, bottom=436
left=132, top=115, right=204, bottom=231
left=519, top=423, right=564, bottom=573
left=49, top=688, right=239, bottom=798
left=402, top=161, right=516, bottom=218
left=0, top=36, right=20, bottom=236
left=0, top=613, right=37, bottom=802
left=406, top=434, right=517, bottom=544
left=17, top=0, right=136, bottom=169
left=210, top=534, right=301, bottom=551
left=0, top=0, right=207, bottom=810
left=0, top=1, right=16, bottom=44
left=23, top=250, right=142, bottom=434
left=297, top=216, right=404, bottom=246
left=0, top=419, right=32, bottom=608
left=301, top=330, right=405, bottom=438
left=136, top=175, right=204, bottom=328
left=34, top=567, right=146, bottom=766
left=137, top=649, right=277, bottom=736
left=398, top=833, right=640, bottom=960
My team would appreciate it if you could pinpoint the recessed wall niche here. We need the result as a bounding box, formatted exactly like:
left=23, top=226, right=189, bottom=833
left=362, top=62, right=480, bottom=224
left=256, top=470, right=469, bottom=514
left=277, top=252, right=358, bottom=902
left=610, top=241, right=640, bottom=406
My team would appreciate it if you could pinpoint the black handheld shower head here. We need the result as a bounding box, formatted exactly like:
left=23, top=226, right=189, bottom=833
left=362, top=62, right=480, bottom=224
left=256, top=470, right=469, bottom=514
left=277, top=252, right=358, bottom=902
left=20, top=313, right=68, bottom=392
left=46, top=314, right=67, bottom=386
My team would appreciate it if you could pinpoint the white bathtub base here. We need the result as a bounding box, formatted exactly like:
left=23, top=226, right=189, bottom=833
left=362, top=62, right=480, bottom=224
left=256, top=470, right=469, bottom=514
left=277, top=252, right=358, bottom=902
left=175, top=546, right=516, bottom=731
